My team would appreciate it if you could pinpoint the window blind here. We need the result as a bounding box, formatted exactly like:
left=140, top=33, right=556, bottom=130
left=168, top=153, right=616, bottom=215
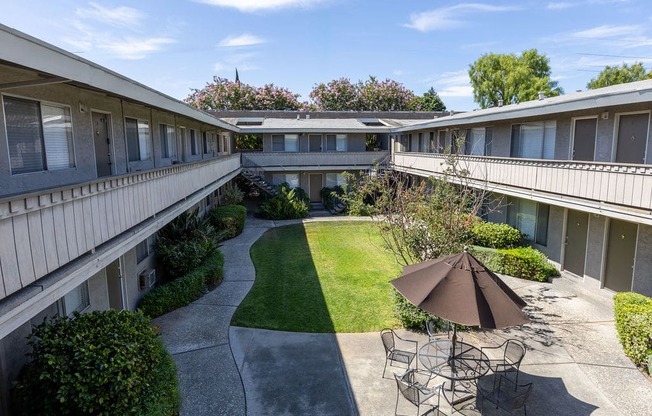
left=4, top=97, right=46, bottom=174
left=42, top=104, right=74, bottom=170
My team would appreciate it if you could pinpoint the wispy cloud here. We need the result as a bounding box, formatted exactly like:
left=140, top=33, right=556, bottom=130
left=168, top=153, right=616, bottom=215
left=75, top=2, right=144, bottom=28
left=218, top=33, right=266, bottom=47
left=404, top=3, right=519, bottom=32
left=214, top=52, right=260, bottom=74
left=65, top=6, right=175, bottom=60
left=196, top=0, right=327, bottom=12
left=546, top=2, right=575, bottom=9
left=429, top=70, right=474, bottom=98
left=572, top=24, right=641, bottom=39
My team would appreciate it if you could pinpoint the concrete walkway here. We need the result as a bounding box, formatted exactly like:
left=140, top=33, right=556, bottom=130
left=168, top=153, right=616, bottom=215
left=155, top=216, right=652, bottom=416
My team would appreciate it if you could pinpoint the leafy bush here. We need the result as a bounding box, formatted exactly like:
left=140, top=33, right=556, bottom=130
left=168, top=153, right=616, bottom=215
left=11, top=310, right=179, bottom=416
left=471, top=221, right=523, bottom=249
left=393, top=290, right=436, bottom=330
left=614, top=292, right=652, bottom=367
left=140, top=250, right=224, bottom=318
left=209, top=204, right=246, bottom=239
left=258, top=185, right=309, bottom=220
left=320, top=186, right=345, bottom=211
left=221, top=182, right=244, bottom=205
left=469, top=246, right=559, bottom=282
left=156, top=210, right=216, bottom=279
left=500, top=247, right=559, bottom=282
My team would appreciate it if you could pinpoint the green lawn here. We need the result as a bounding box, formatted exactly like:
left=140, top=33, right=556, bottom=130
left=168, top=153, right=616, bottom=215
left=231, top=221, right=402, bottom=333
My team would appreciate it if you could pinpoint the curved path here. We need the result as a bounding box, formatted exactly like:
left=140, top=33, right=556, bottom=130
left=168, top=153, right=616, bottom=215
left=154, top=215, right=652, bottom=416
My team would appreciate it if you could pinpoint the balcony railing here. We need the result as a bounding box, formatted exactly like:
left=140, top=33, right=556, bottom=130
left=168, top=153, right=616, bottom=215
left=393, top=152, right=652, bottom=215
left=0, top=154, right=241, bottom=300
left=242, top=151, right=390, bottom=170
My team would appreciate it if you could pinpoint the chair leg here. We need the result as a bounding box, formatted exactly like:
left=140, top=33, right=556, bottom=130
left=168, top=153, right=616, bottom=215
left=383, top=357, right=389, bottom=378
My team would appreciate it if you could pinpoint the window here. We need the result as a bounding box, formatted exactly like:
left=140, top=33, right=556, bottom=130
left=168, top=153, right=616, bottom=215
left=326, top=134, right=336, bottom=151
left=160, top=124, right=176, bottom=159
left=511, top=121, right=556, bottom=159
left=336, top=134, right=347, bottom=151
left=136, top=234, right=156, bottom=263
left=507, top=198, right=550, bottom=246
left=126, top=117, right=151, bottom=161
left=325, top=173, right=346, bottom=187
left=202, top=132, right=211, bottom=155
left=63, top=282, right=90, bottom=316
left=272, top=173, right=299, bottom=188
left=465, top=127, right=492, bottom=156
left=271, top=134, right=298, bottom=152
left=190, top=129, right=198, bottom=155
left=4, top=96, right=75, bottom=174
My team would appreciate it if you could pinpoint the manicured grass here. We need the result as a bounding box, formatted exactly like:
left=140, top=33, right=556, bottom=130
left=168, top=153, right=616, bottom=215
left=231, top=222, right=402, bottom=333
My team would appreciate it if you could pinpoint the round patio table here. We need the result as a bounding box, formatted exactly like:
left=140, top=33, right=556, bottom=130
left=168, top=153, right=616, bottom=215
left=419, top=339, right=490, bottom=405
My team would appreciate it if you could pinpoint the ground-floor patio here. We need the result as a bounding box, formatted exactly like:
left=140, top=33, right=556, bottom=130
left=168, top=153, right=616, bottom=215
left=154, top=216, right=652, bottom=415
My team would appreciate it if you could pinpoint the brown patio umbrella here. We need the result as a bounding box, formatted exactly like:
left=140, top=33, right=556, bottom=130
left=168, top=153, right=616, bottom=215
left=390, top=249, right=530, bottom=334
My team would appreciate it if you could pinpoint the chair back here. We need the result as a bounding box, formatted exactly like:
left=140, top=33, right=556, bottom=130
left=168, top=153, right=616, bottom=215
left=503, top=339, right=526, bottom=367
left=394, top=370, right=419, bottom=406
left=381, top=329, right=395, bottom=353
left=512, top=382, right=533, bottom=410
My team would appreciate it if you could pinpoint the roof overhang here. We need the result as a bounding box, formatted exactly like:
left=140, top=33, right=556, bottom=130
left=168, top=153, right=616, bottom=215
left=0, top=24, right=238, bottom=132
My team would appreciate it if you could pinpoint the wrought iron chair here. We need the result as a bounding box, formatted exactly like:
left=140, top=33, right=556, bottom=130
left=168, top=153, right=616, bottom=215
left=481, top=339, right=526, bottom=386
left=426, top=319, right=462, bottom=342
left=477, top=375, right=533, bottom=415
left=394, top=369, right=445, bottom=416
left=381, top=328, right=418, bottom=378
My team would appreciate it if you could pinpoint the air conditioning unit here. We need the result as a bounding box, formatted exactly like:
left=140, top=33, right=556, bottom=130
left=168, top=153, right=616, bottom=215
left=139, top=269, right=156, bottom=290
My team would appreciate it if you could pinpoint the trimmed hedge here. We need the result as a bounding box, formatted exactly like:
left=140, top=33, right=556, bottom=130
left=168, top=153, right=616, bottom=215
left=470, top=221, right=523, bottom=249
left=614, top=292, right=652, bottom=368
left=11, top=310, right=179, bottom=416
left=471, top=246, right=559, bottom=282
left=139, top=250, right=225, bottom=318
left=209, top=204, right=246, bottom=239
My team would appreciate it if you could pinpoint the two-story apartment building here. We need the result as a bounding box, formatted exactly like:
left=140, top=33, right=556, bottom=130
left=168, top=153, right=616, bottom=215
left=218, top=111, right=437, bottom=202
left=390, top=82, right=652, bottom=297
left=0, top=25, right=240, bottom=412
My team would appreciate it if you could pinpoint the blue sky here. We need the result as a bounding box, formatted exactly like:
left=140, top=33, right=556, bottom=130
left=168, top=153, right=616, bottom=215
left=1, top=0, right=651, bottom=111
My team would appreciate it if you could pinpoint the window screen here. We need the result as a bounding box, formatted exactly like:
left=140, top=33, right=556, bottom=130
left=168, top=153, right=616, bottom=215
left=272, top=135, right=284, bottom=151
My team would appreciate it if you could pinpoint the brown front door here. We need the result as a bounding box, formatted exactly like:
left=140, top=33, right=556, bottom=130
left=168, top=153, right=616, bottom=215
left=573, top=118, right=597, bottom=161
left=92, top=112, right=112, bottom=177
left=309, top=174, right=322, bottom=202
left=615, top=113, right=648, bottom=164
left=604, top=219, right=637, bottom=292
left=309, top=135, right=321, bottom=152
left=564, top=210, right=589, bottom=277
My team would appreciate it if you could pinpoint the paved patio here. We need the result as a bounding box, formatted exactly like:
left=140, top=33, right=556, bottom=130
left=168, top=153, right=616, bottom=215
left=154, top=216, right=652, bottom=416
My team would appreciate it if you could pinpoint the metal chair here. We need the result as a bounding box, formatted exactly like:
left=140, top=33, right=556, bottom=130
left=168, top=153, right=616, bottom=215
left=478, top=375, right=533, bottom=415
left=394, top=369, right=445, bottom=416
left=426, top=319, right=462, bottom=342
left=381, top=328, right=418, bottom=378
left=481, top=339, right=526, bottom=386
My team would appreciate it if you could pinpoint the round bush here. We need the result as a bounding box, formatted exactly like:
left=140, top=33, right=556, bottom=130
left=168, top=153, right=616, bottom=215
left=209, top=204, right=246, bottom=239
left=11, top=310, right=179, bottom=416
left=471, top=221, right=523, bottom=249
left=614, top=292, right=652, bottom=366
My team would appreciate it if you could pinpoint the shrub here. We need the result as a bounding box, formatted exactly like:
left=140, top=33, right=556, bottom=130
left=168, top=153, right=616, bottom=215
left=11, top=310, right=179, bottom=416
left=221, top=182, right=244, bottom=205
left=157, top=238, right=215, bottom=279
left=209, top=204, right=246, bottom=239
left=500, top=247, right=559, bottom=282
left=139, top=250, right=224, bottom=318
left=614, top=292, right=652, bottom=367
left=258, top=185, right=309, bottom=220
left=470, top=221, right=523, bottom=249
left=320, top=186, right=345, bottom=211
left=469, top=246, right=559, bottom=282
left=393, top=290, right=437, bottom=330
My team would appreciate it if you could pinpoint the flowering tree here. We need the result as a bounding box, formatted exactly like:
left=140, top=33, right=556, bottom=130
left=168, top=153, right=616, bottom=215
left=309, top=77, right=360, bottom=110
left=309, top=76, right=426, bottom=111
left=185, top=77, right=302, bottom=110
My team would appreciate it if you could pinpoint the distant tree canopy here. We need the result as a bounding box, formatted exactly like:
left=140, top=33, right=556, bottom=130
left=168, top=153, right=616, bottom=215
left=587, top=62, right=652, bottom=89
left=185, top=77, right=302, bottom=110
left=468, top=49, right=563, bottom=109
left=412, top=87, right=446, bottom=111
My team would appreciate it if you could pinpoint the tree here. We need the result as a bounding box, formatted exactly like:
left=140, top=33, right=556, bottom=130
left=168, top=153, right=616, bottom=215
left=468, top=49, right=563, bottom=109
left=357, top=76, right=417, bottom=111
left=185, top=77, right=302, bottom=110
left=411, top=87, right=446, bottom=111
left=587, top=62, right=652, bottom=89
left=309, top=75, right=419, bottom=111
left=309, top=77, right=360, bottom=111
